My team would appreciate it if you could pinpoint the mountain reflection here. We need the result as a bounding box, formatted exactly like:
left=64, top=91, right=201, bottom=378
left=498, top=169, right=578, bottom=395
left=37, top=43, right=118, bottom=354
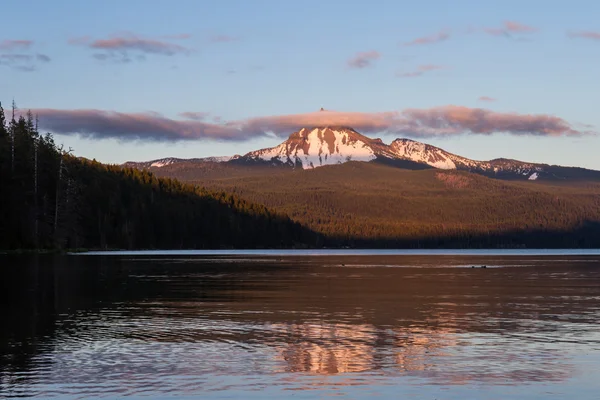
left=1, top=254, right=599, bottom=397
left=270, top=320, right=572, bottom=384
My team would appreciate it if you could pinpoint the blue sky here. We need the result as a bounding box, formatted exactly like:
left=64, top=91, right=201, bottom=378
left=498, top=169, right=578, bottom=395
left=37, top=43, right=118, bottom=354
left=1, top=0, right=600, bottom=168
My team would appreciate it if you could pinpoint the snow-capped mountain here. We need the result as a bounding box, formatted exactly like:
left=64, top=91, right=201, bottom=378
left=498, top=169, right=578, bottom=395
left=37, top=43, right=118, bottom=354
left=124, top=126, right=600, bottom=181
left=389, top=138, right=459, bottom=170
left=388, top=139, right=544, bottom=179
left=239, top=127, right=395, bottom=169
left=237, top=127, right=548, bottom=179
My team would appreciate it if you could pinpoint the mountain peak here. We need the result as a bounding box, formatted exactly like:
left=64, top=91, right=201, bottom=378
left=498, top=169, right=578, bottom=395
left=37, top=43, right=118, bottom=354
left=248, top=127, right=381, bottom=169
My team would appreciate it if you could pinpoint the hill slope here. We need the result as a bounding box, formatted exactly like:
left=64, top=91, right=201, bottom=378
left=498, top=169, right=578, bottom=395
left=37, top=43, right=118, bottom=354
left=169, top=162, right=600, bottom=247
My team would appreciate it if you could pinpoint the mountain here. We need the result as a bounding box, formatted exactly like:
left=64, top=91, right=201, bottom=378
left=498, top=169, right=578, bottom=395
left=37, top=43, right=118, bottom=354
left=124, top=155, right=237, bottom=169
left=124, top=126, right=600, bottom=181
left=116, top=125, right=600, bottom=248
left=237, top=126, right=398, bottom=168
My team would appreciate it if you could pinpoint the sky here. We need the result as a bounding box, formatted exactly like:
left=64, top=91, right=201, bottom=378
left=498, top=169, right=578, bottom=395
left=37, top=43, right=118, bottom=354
left=1, top=0, right=600, bottom=169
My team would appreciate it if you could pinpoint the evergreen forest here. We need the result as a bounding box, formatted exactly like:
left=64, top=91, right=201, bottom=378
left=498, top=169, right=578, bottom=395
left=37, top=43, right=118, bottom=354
left=0, top=102, right=318, bottom=251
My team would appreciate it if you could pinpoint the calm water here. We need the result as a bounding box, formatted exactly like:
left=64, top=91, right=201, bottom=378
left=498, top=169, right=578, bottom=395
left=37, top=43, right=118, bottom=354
left=1, top=252, right=600, bottom=399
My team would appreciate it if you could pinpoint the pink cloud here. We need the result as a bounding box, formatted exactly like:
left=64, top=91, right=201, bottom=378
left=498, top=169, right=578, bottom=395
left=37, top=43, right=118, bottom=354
left=478, top=96, right=496, bottom=102
left=403, top=30, right=450, bottom=46
left=28, top=109, right=241, bottom=141
left=69, top=33, right=190, bottom=63
left=241, top=107, right=586, bottom=138
left=485, top=21, right=537, bottom=36
left=396, top=64, right=447, bottom=78
left=25, top=106, right=590, bottom=142
left=0, top=39, right=33, bottom=50
left=347, top=51, right=381, bottom=69
left=505, top=21, right=537, bottom=33
left=568, top=31, right=600, bottom=40
left=90, top=37, right=188, bottom=55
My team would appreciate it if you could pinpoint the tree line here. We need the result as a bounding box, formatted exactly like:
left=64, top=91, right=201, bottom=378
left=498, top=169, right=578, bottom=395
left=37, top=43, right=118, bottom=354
left=0, top=102, right=320, bottom=250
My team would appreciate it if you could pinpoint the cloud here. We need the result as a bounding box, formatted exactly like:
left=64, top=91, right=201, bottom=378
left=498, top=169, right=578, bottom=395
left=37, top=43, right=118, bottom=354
left=484, top=21, right=537, bottom=37
left=347, top=51, right=380, bottom=69
left=478, top=96, right=496, bottom=102
left=568, top=31, right=600, bottom=40
left=0, top=40, right=50, bottom=71
left=1, top=54, right=32, bottom=62
left=29, top=109, right=243, bottom=141
left=396, top=64, right=446, bottom=78
left=70, top=33, right=190, bottom=63
left=90, top=36, right=187, bottom=55
left=237, top=107, right=591, bottom=138
left=403, top=30, right=450, bottom=46
left=36, top=53, right=51, bottom=62
left=0, top=53, right=51, bottom=72
left=0, top=39, right=34, bottom=50
left=26, top=106, right=589, bottom=142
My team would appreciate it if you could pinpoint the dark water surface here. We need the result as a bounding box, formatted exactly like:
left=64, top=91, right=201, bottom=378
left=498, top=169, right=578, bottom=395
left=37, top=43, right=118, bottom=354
left=1, top=253, right=600, bottom=399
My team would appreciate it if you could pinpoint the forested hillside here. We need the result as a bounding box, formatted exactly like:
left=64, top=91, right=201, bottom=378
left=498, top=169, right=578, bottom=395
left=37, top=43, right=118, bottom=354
left=0, top=102, right=318, bottom=250
left=160, top=162, right=600, bottom=248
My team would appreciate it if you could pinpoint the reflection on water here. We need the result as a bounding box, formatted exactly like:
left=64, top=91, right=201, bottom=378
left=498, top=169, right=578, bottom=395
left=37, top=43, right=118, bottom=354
left=1, top=254, right=600, bottom=399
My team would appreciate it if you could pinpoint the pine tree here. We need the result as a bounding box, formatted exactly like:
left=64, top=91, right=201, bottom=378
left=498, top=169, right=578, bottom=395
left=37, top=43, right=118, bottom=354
left=10, top=100, right=16, bottom=174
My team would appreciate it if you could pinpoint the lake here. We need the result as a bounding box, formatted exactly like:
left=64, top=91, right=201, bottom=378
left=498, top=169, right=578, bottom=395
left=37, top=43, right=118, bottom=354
left=1, top=251, right=600, bottom=399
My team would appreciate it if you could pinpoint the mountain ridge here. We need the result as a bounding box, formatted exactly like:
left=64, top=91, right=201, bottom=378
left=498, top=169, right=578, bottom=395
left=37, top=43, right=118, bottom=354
left=124, top=126, right=600, bottom=181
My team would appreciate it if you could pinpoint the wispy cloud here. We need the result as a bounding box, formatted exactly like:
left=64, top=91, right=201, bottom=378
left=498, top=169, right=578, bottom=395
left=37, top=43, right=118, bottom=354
left=403, top=30, right=450, bottom=46
left=90, top=37, right=187, bottom=55
left=0, top=40, right=50, bottom=71
left=70, top=33, right=190, bottom=63
left=478, top=96, right=496, bottom=102
left=396, top=64, right=447, bottom=78
left=347, top=51, right=380, bottom=69
left=0, top=53, right=51, bottom=72
left=36, top=54, right=51, bottom=62
left=484, top=21, right=537, bottom=37
left=27, top=106, right=590, bottom=142
left=568, top=31, right=600, bottom=40
left=0, top=39, right=34, bottom=50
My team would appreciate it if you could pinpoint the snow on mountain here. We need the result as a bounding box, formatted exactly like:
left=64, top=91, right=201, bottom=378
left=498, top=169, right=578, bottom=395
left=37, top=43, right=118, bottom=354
left=238, top=127, right=560, bottom=179
left=389, top=139, right=457, bottom=170
left=150, top=158, right=177, bottom=168
left=243, top=127, right=389, bottom=169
